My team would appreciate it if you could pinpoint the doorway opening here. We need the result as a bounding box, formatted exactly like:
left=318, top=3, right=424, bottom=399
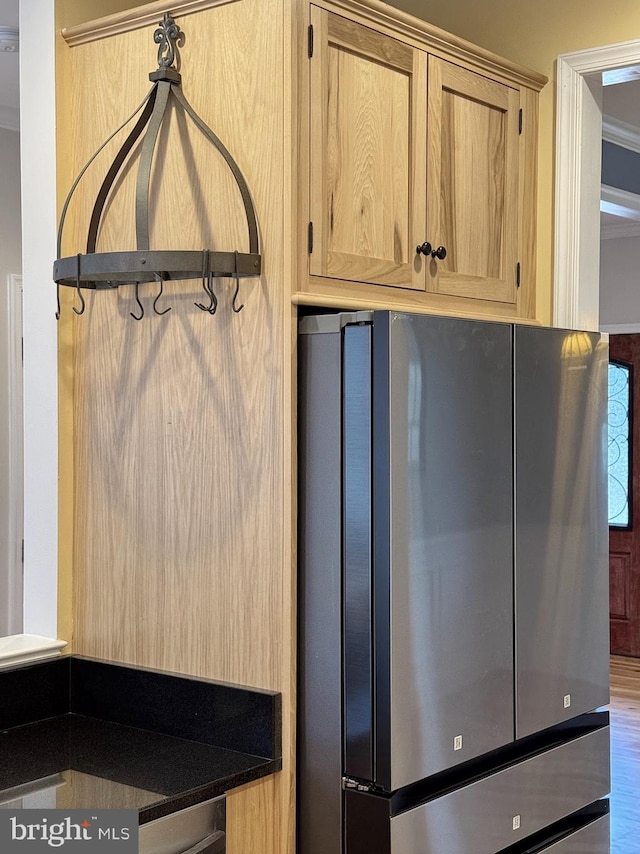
left=555, top=37, right=640, bottom=854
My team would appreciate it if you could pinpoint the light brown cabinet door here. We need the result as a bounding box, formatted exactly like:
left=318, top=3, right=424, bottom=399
left=309, top=6, right=427, bottom=290
left=426, top=56, right=520, bottom=305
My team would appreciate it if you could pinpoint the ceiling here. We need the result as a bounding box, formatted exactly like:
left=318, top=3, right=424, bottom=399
left=0, top=0, right=19, bottom=131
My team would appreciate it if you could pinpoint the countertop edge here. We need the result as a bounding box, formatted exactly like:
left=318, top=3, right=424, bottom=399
left=138, top=758, right=282, bottom=824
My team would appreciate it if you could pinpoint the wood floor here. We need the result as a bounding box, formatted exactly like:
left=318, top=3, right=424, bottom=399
left=609, top=655, right=640, bottom=852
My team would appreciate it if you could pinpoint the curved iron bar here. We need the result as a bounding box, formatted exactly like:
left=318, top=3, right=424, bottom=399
left=136, top=81, right=172, bottom=251
left=130, top=281, right=145, bottom=321
left=152, top=274, right=171, bottom=316
left=170, top=84, right=259, bottom=256
left=56, top=284, right=61, bottom=321
left=56, top=86, right=156, bottom=259
left=232, top=250, right=244, bottom=313
left=87, top=87, right=158, bottom=254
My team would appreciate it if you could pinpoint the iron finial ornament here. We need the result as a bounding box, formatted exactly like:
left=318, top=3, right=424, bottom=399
left=53, top=11, right=260, bottom=319
left=154, top=13, right=182, bottom=69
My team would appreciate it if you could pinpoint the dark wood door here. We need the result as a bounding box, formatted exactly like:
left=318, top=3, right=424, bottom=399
left=610, top=334, right=640, bottom=655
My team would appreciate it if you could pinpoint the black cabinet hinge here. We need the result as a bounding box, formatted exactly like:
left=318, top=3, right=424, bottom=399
left=308, top=24, right=314, bottom=58
left=516, top=262, right=521, bottom=287
left=308, top=221, right=314, bottom=254
left=518, top=108, right=523, bottom=135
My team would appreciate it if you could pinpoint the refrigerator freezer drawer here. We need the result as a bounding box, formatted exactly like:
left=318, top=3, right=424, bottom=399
left=535, top=812, right=609, bottom=853
left=387, top=725, right=609, bottom=854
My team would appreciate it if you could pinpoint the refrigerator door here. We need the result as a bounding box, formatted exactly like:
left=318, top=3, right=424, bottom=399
left=364, top=312, right=514, bottom=790
left=514, top=327, right=609, bottom=738
left=298, top=324, right=345, bottom=854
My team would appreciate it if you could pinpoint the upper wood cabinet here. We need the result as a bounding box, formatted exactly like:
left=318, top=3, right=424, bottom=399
left=426, top=56, right=520, bottom=306
left=303, top=4, right=546, bottom=321
left=309, top=7, right=426, bottom=290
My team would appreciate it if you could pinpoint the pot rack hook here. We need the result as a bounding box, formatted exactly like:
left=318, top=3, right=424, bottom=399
left=232, top=250, right=244, bottom=314
left=206, top=274, right=218, bottom=315
left=195, top=249, right=218, bottom=314
left=130, top=281, right=145, bottom=321
left=72, top=254, right=86, bottom=316
left=152, top=273, right=171, bottom=316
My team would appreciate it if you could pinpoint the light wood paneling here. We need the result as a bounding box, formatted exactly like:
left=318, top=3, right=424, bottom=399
left=68, top=2, right=285, bottom=687
left=309, top=7, right=427, bottom=290
left=226, top=775, right=279, bottom=854
left=61, top=1, right=293, bottom=850
left=56, top=0, right=80, bottom=649
left=55, top=771, right=162, bottom=812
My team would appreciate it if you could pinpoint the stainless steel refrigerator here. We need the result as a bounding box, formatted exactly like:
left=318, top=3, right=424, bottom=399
left=298, top=311, right=610, bottom=854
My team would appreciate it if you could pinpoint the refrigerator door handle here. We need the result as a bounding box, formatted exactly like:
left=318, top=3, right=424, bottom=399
left=343, top=322, right=375, bottom=784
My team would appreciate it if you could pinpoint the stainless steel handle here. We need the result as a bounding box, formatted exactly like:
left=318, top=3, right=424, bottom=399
left=181, top=830, right=225, bottom=854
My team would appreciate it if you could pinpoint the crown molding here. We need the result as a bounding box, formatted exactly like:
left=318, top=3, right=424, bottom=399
left=0, top=105, right=19, bottom=132
left=602, top=115, right=640, bottom=154
left=61, top=0, right=238, bottom=46
left=60, top=0, right=547, bottom=91
left=601, top=184, right=640, bottom=221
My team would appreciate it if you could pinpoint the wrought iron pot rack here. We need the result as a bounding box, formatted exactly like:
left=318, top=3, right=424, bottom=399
left=53, top=12, right=261, bottom=320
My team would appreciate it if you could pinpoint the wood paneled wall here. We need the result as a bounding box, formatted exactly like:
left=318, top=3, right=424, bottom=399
left=59, top=1, right=294, bottom=850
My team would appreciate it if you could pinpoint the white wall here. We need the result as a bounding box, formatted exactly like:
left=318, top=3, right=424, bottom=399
left=600, top=235, right=640, bottom=330
left=0, top=126, right=21, bottom=636
left=19, top=0, right=58, bottom=639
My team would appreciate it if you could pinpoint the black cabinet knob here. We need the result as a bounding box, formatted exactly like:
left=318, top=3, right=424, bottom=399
left=431, top=245, right=447, bottom=260
left=416, top=241, right=432, bottom=256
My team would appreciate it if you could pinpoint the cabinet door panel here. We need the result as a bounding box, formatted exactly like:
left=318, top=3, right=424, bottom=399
left=427, top=57, right=519, bottom=304
left=310, top=7, right=426, bottom=290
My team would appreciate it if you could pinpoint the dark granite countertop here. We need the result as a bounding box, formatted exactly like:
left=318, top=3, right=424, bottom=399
left=0, top=657, right=281, bottom=823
